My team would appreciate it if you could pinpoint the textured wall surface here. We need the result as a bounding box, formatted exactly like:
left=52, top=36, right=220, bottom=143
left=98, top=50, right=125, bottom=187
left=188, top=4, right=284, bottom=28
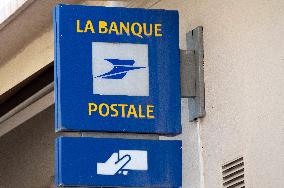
left=0, top=106, right=55, bottom=188
left=196, top=1, right=284, bottom=187
left=155, top=0, right=284, bottom=187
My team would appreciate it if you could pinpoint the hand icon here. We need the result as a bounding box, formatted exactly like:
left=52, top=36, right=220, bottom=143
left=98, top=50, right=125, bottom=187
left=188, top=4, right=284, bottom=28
left=97, top=153, right=131, bottom=175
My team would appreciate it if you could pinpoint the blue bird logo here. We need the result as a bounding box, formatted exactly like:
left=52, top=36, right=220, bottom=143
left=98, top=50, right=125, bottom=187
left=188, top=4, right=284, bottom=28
left=95, top=59, right=146, bottom=79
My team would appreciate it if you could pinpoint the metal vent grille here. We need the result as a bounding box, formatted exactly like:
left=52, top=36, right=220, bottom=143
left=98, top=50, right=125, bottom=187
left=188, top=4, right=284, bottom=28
left=222, top=157, right=245, bottom=188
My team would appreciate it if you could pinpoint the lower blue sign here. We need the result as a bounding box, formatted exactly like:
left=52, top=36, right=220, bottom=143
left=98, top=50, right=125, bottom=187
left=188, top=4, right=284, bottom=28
left=56, top=137, right=182, bottom=187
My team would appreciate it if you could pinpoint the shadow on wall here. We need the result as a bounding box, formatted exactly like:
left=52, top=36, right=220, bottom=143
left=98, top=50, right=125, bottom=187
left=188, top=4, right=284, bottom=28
left=0, top=105, right=56, bottom=188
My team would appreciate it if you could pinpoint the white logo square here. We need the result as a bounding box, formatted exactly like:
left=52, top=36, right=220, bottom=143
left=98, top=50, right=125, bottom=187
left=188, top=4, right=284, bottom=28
left=92, top=42, right=149, bottom=96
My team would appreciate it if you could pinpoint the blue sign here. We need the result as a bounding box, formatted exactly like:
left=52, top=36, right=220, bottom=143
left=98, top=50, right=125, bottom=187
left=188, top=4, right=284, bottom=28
left=56, top=137, right=182, bottom=187
left=54, top=5, right=181, bottom=134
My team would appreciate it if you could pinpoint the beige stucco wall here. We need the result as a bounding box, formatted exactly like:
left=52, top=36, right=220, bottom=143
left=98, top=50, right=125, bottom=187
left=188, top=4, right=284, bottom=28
left=154, top=0, right=284, bottom=187
left=199, top=1, right=284, bottom=187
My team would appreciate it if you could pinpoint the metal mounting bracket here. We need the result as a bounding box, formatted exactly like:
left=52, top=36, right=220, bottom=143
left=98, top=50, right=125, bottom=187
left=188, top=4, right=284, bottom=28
left=180, top=26, right=205, bottom=121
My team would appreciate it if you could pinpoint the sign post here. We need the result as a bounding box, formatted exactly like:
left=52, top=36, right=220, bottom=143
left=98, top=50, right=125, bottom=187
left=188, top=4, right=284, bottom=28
left=56, top=137, right=182, bottom=187
left=54, top=4, right=181, bottom=134
left=54, top=4, right=182, bottom=187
